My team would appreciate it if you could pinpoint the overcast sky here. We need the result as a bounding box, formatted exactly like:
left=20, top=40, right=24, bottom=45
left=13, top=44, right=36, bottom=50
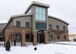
left=0, top=0, right=76, bottom=34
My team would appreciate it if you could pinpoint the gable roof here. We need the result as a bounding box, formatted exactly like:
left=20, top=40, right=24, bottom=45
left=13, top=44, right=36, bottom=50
left=48, top=16, right=69, bottom=25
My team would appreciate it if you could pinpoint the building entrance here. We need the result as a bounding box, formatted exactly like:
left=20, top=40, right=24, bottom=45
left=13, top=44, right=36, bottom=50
left=26, top=34, right=30, bottom=42
left=37, top=30, right=45, bottom=43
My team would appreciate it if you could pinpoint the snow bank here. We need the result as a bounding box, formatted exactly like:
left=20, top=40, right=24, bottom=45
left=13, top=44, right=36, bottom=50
left=0, top=42, right=76, bottom=54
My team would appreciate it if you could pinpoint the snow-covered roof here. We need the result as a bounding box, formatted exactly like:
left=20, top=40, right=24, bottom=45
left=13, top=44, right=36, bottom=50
left=25, top=1, right=50, bottom=13
left=48, top=16, right=69, bottom=25
left=11, top=14, right=32, bottom=18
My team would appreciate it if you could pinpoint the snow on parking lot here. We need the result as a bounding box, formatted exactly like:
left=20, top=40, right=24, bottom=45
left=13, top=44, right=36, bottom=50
left=0, top=42, right=76, bottom=54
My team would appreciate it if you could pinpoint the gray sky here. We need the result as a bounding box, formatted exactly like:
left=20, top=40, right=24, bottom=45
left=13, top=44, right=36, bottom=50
left=0, top=0, right=76, bottom=34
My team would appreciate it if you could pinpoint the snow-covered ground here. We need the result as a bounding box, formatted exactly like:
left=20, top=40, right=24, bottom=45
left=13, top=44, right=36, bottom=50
left=56, top=41, right=76, bottom=45
left=0, top=42, right=76, bottom=54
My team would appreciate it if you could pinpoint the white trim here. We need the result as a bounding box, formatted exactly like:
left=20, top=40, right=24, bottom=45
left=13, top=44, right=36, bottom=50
left=11, top=14, right=32, bottom=18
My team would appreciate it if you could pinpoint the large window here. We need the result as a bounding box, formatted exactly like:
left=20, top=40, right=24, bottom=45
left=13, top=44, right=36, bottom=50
left=36, top=7, right=46, bottom=21
left=36, top=22, right=46, bottom=30
left=35, top=7, right=46, bottom=30
left=16, top=21, right=21, bottom=27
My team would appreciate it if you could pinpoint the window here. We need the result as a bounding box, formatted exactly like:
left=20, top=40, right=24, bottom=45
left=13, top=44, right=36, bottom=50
left=56, top=25, right=59, bottom=30
left=16, top=33, right=21, bottom=41
left=36, top=22, right=46, bottom=30
left=49, top=36, right=51, bottom=41
left=64, top=35, right=67, bottom=40
left=35, top=7, right=46, bottom=30
left=51, top=35, right=53, bottom=39
left=36, top=7, right=46, bottom=21
left=26, top=34, right=30, bottom=42
left=16, top=21, right=21, bottom=27
left=0, top=32, right=3, bottom=36
left=63, top=26, right=66, bottom=30
left=49, top=35, right=53, bottom=41
left=49, top=24, right=52, bottom=29
left=57, top=35, right=60, bottom=39
left=26, top=22, right=29, bottom=28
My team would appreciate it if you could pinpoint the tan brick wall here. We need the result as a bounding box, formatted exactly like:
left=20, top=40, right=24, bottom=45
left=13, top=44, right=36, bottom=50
left=21, top=30, right=26, bottom=46
left=4, top=26, right=32, bottom=46
left=33, top=31, right=37, bottom=45
left=44, top=31, right=48, bottom=44
left=4, top=30, right=10, bottom=45
left=48, top=31, right=69, bottom=42
left=62, top=33, right=69, bottom=41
